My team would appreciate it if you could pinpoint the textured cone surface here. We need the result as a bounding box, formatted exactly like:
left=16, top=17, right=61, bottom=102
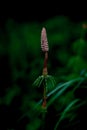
left=41, top=27, right=49, bottom=52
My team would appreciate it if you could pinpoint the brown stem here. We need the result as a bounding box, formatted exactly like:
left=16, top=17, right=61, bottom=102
left=42, top=87, right=47, bottom=108
left=42, top=52, right=48, bottom=75
left=43, top=86, right=46, bottom=99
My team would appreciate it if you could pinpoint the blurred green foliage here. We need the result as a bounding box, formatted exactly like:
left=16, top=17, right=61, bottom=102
left=0, top=16, right=87, bottom=130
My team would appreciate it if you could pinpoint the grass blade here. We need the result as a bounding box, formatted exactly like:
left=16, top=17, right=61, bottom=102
left=54, top=99, right=80, bottom=130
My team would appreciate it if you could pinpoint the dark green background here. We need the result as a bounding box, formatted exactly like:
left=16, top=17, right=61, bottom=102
left=0, top=12, right=87, bottom=130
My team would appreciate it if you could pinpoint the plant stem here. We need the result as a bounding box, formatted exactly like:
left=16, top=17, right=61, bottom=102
left=41, top=81, right=47, bottom=129
left=43, top=52, right=48, bottom=75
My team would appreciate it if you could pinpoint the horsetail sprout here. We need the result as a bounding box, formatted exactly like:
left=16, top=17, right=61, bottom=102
left=33, top=27, right=56, bottom=111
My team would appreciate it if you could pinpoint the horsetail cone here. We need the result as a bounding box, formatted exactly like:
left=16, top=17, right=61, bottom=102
left=41, top=27, right=49, bottom=52
left=41, top=27, right=49, bottom=76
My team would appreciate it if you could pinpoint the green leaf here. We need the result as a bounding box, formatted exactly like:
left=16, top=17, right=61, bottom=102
left=33, top=75, right=44, bottom=87
left=47, top=77, right=83, bottom=106
left=46, top=75, right=56, bottom=92
left=54, top=99, right=80, bottom=130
